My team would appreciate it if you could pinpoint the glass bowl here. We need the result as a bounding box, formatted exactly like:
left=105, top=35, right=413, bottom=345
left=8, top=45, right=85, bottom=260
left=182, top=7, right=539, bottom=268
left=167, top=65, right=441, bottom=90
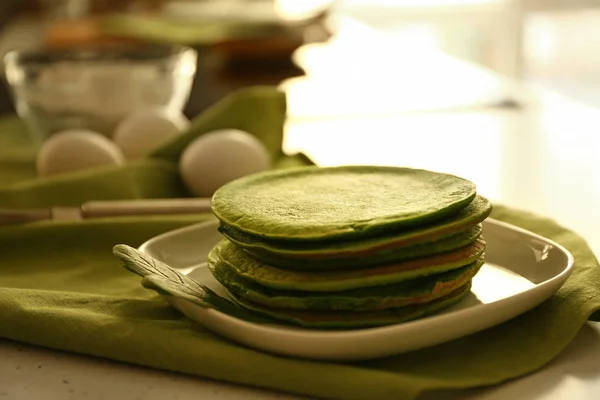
left=3, top=44, right=198, bottom=143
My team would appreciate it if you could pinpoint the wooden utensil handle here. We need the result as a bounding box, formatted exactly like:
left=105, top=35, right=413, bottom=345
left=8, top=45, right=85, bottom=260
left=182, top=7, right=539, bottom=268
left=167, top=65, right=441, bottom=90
left=81, top=198, right=212, bottom=218
left=0, top=209, right=51, bottom=225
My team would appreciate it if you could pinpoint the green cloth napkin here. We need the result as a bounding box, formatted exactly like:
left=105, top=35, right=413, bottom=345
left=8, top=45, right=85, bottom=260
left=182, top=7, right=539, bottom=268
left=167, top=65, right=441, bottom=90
left=0, top=208, right=598, bottom=400
left=0, top=86, right=307, bottom=208
left=1, top=87, right=599, bottom=399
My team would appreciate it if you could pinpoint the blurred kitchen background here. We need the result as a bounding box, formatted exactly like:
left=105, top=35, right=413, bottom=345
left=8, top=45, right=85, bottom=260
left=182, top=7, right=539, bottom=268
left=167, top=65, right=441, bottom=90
left=0, top=0, right=599, bottom=119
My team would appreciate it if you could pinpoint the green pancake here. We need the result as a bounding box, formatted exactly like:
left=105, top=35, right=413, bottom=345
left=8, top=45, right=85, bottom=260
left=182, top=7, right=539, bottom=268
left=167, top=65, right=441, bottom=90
left=210, top=254, right=484, bottom=311
left=211, top=166, right=477, bottom=242
left=227, top=282, right=473, bottom=329
left=221, top=224, right=483, bottom=270
left=208, top=238, right=486, bottom=292
left=218, top=196, right=492, bottom=270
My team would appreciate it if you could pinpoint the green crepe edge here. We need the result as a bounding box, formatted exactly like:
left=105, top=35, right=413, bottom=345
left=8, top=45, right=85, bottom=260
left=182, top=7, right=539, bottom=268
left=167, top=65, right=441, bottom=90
left=210, top=165, right=478, bottom=241
left=209, top=254, right=485, bottom=311
left=208, top=237, right=486, bottom=292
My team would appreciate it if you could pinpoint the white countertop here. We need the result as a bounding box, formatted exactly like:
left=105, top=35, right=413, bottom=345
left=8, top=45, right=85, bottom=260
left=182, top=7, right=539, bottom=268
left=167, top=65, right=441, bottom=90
left=3, top=89, right=600, bottom=399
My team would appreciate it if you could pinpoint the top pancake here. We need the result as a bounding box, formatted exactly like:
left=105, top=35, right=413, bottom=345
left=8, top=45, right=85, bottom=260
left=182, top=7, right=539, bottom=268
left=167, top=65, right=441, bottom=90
left=211, top=166, right=477, bottom=241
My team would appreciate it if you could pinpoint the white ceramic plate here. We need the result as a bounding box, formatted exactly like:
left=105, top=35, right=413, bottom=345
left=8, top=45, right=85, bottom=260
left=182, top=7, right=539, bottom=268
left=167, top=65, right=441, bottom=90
left=139, top=218, right=574, bottom=361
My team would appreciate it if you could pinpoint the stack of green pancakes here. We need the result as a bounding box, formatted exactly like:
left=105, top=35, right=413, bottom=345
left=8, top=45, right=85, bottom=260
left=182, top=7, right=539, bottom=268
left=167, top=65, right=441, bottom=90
left=208, top=166, right=492, bottom=329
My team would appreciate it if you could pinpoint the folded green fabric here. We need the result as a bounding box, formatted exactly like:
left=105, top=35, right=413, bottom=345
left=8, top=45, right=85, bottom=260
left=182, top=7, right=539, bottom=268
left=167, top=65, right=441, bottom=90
left=0, top=116, right=38, bottom=186
left=0, top=208, right=598, bottom=400
left=0, top=86, right=302, bottom=208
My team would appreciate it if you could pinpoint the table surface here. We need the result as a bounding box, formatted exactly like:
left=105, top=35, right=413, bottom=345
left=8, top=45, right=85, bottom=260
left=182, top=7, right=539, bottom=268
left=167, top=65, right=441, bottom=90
left=3, top=7, right=600, bottom=400
left=3, top=74, right=600, bottom=400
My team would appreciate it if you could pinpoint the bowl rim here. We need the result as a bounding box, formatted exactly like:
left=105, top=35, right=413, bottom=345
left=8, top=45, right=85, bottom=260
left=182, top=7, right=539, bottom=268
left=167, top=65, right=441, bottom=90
left=3, top=44, right=198, bottom=67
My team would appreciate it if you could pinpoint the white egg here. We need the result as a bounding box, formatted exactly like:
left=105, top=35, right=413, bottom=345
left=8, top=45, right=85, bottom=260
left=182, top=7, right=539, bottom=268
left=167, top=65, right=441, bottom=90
left=179, top=129, right=271, bottom=197
left=36, top=129, right=125, bottom=177
left=113, top=109, right=190, bottom=160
